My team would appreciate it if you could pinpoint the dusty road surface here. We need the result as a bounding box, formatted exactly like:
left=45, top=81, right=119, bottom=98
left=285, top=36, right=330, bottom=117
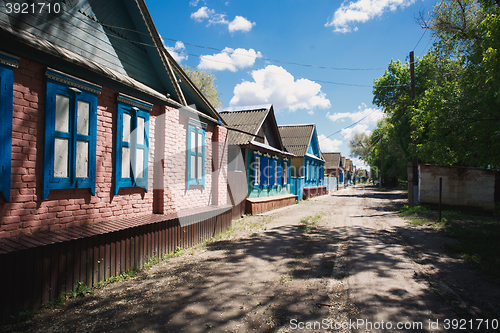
left=3, top=185, right=499, bottom=333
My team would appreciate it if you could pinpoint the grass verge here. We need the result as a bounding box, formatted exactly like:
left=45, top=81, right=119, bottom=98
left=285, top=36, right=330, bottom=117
left=399, top=204, right=500, bottom=279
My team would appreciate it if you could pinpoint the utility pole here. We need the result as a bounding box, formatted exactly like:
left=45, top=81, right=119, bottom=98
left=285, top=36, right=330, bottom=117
left=379, top=133, right=383, bottom=188
left=409, top=51, right=418, bottom=206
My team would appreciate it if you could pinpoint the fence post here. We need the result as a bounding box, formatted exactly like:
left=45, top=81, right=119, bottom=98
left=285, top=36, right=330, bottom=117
left=408, top=162, right=414, bottom=207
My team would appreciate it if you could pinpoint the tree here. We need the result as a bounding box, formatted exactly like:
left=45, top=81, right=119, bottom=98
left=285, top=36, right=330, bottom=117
left=182, top=65, right=222, bottom=108
left=349, top=132, right=371, bottom=162
left=370, top=0, right=500, bottom=170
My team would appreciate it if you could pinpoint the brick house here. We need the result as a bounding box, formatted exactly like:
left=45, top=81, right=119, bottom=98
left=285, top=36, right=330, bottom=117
left=0, top=0, right=230, bottom=321
left=278, top=124, right=327, bottom=200
left=220, top=106, right=295, bottom=215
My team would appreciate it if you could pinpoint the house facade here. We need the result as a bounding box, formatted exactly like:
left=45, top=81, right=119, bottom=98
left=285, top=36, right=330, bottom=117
left=278, top=124, right=326, bottom=200
left=323, top=152, right=341, bottom=191
left=0, top=0, right=230, bottom=322
left=220, top=106, right=295, bottom=215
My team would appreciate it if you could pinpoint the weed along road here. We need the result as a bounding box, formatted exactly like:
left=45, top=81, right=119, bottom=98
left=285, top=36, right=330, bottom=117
left=3, top=185, right=499, bottom=332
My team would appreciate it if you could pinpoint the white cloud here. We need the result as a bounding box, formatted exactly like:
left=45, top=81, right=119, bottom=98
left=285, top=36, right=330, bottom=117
left=166, top=41, right=187, bottom=63
left=325, top=0, right=416, bottom=33
left=318, top=135, right=342, bottom=152
left=341, top=124, right=371, bottom=140
left=327, top=104, right=384, bottom=139
left=191, top=6, right=213, bottom=21
left=350, top=157, right=370, bottom=169
left=190, top=0, right=200, bottom=6
left=208, top=13, right=229, bottom=25
left=198, top=48, right=262, bottom=72
left=229, top=65, right=331, bottom=112
left=228, top=16, right=255, bottom=32
left=326, top=105, right=384, bottom=124
left=191, top=7, right=254, bottom=32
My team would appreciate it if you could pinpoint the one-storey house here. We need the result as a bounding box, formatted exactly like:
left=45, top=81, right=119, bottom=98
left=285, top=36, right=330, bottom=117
left=220, top=106, right=295, bottom=215
left=278, top=124, right=326, bottom=200
left=323, top=152, right=341, bottom=191
left=0, top=0, right=230, bottom=322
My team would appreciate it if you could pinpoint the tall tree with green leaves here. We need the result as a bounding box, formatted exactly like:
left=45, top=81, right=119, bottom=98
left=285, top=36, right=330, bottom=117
left=182, top=65, right=223, bottom=109
left=371, top=0, right=500, bottom=171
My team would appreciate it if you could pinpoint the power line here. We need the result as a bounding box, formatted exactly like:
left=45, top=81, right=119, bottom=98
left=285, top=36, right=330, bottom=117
left=4, top=7, right=403, bottom=88
left=319, top=110, right=380, bottom=142
left=97, top=22, right=385, bottom=72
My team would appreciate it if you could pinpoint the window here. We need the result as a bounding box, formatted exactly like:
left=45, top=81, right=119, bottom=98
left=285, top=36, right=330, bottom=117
left=43, top=69, right=101, bottom=200
left=274, top=159, right=278, bottom=186
left=254, top=155, right=260, bottom=186
left=0, top=52, right=18, bottom=202
left=114, top=94, right=151, bottom=194
left=261, top=154, right=269, bottom=187
left=187, top=120, right=206, bottom=188
left=283, top=161, right=288, bottom=185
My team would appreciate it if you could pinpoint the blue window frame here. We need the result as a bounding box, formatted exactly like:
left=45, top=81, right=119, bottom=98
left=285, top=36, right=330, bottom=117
left=252, top=152, right=261, bottom=187
left=283, top=160, right=288, bottom=185
left=43, top=69, right=101, bottom=200
left=261, top=154, right=269, bottom=187
left=187, top=120, right=206, bottom=188
left=275, top=158, right=281, bottom=186
left=114, top=94, right=151, bottom=194
left=0, top=52, right=18, bottom=202
left=270, top=157, right=276, bottom=186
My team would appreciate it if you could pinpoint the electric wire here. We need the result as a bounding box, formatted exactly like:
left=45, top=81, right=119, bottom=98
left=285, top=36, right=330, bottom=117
left=319, top=109, right=380, bottom=142
left=3, top=5, right=406, bottom=88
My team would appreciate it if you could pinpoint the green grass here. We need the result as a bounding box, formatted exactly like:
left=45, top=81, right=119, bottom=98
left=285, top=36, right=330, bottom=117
left=298, top=213, right=322, bottom=232
left=399, top=204, right=500, bottom=278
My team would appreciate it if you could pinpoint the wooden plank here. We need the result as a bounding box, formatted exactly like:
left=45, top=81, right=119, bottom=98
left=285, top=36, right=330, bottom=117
left=119, top=230, right=126, bottom=275
left=130, top=230, right=136, bottom=270
left=139, top=226, right=145, bottom=267
left=167, top=221, right=172, bottom=254
left=65, top=241, right=73, bottom=295
left=92, top=236, right=99, bottom=286
left=134, top=230, right=140, bottom=270
left=159, top=222, right=164, bottom=257
left=33, top=245, right=43, bottom=308
left=125, top=229, right=131, bottom=272
left=72, top=238, right=80, bottom=292
left=86, top=236, right=93, bottom=288
left=147, top=224, right=152, bottom=260
left=79, top=237, right=87, bottom=286
left=99, top=235, right=105, bottom=283
left=42, top=245, right=51, bottom=304
left=0, top=253, right=14, bottom=322
left=58, top=241, right=68, bottom=298
left=23, top=248, right=35, bottom=310
left=11, top=251, right=23, bottom=320
left=110, top=232, right=116, bottom=278
left=104, top=233, right=110, bottom=280
left=154, top=223, right=159, bottom=258
left=50, top=244, right=59, bottom=302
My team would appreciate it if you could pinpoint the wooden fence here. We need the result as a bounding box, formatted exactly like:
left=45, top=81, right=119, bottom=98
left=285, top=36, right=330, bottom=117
left=0, top=207, right=232, bottom=324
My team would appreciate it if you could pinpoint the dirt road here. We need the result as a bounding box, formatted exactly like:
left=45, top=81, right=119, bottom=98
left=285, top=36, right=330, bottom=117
left=4, top=185, right=499, bottom=332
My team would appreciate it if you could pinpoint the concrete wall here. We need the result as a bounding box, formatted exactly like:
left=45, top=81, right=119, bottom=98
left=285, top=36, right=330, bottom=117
left=418, top=164, right=495, bottom=210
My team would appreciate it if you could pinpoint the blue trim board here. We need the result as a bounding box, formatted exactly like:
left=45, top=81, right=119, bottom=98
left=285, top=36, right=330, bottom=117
left=0, top=64, right=14, bottom=202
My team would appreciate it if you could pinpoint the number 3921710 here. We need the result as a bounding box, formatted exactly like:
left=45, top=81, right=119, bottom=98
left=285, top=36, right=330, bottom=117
left=5, top=2, right=61, bottom=14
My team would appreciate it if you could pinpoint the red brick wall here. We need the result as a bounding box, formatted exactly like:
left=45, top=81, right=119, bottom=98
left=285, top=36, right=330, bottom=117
left=0, top=57, right=160, bottom=238
left=0, top=56, right=230, bottom=239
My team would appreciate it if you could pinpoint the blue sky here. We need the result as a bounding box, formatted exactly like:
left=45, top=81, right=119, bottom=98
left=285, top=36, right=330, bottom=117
left=146, top=0, right=437, bottom=168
